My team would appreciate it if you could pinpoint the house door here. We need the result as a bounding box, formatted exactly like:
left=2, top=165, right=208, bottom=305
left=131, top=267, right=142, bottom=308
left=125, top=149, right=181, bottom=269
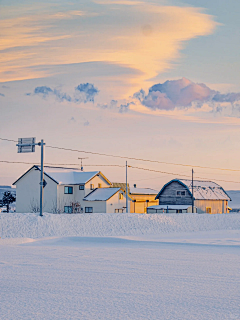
left=206, top=207, right=212, bottom=214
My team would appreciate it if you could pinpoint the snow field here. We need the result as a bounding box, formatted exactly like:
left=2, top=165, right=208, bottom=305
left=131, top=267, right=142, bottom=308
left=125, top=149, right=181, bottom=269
left=0, top=212, right=239, bottom=320
left=0, top=212, right=240, bottom=239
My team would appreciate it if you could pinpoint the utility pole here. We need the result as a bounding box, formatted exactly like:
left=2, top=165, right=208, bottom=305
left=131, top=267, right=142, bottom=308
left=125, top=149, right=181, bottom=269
left=192, top=168, right=194, bottom=213
left=78, top=157, right=88, bottom=171
left=17, top=137, right=46, bottom=217
left=39, top=139, right=45, bottom=217
left=126, top=161, right=128, bottom=213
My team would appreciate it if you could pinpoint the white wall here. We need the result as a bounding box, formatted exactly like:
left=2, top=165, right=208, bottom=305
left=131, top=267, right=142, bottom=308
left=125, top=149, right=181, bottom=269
left=82, top=200, right=106, bottom=213
left=106, top=191, right=129, bottom=213
left=85, top=174, right=111, bottom=197
left=82, top=190, right=130, bottom=213
left=15, top=168, right=57, bottom=213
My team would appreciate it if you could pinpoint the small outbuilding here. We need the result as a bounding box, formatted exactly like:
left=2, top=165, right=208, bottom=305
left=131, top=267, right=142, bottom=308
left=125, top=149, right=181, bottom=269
left=112, top=183, right=158, bottom=213
left=152, top=179, right=231, bottom=214
left=83, top=187, right=127, bottom=213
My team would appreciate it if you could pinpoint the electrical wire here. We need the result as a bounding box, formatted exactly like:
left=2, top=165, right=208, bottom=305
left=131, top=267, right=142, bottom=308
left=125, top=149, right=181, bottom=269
left=46, top=144, right=240, bottom=172
left=128, top=165, right=240, bottom=184
left=1, top=136, right=240, bottom=172
left=1, top=159, right=240, bottom=183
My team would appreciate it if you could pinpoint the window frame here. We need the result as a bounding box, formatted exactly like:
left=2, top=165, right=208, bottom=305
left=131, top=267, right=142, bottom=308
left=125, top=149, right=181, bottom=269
left=64, top=206, right=73, bottom=213
left=176, top=190, right=186, bottom=196
left=79, top=185, right=84, bottom=190
left=85, top=207, right=93, bottom=213
left=90, top=184, right=94, bottom=190
left=64, top=186, right=73, bottom=194
left=98, top=183, right=102, bottom=188
left=119, top=193, right=123, bottom=200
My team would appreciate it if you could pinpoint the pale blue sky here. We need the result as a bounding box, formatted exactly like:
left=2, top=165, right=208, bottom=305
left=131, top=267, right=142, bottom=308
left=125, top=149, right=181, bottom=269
left=1, top=0, right=240, bottom=189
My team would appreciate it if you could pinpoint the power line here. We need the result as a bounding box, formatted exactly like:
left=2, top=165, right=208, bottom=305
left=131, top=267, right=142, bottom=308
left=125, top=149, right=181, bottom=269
left=0, top=160, right=80, bottom=166
left=129, top=165, right=240, bottom=184
left=1, top=159, right=240, bottom=184
left=45, top=145, right=240, bottom=172
left=0, top=138, right=17, bottom=143
left=1, top=136, right=240, bottom=173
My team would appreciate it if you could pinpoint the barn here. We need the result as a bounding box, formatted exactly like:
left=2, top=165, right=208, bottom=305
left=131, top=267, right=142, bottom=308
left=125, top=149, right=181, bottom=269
left=150, top=179, right=231, bottom=214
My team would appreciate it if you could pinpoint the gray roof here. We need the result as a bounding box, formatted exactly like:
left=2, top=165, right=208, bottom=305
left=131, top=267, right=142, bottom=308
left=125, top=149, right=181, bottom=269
left=179, top=179, right=231, bottom=201
left=84, top=188, right=121, bottom=201
left=156, top=179, right=231, bottom=201
left=129, top=187, right=158, bottom=195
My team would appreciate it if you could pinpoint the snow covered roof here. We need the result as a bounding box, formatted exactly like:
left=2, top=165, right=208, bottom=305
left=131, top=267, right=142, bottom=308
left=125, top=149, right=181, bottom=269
left=179, top=179, right=231, bottom=200
left=84, top=188, right=121, bottom=201
left=13, top=166, right=112, bottom=186
left=156, top=179, right=231, bottom=201
left=44, top=168, right=100, bottom=185
left=129, top=187, right=158, bottom=195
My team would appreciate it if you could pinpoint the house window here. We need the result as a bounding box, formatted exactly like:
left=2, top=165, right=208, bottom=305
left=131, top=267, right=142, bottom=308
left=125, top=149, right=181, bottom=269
left=90, top=184, right=94, bottom=190
left=85, top=207, right=93, bottom=213
left=64, top=186, right=73, bottom=194
left=206, top=207, right=212, bottom=214
left=177, top=191, right=186, bottom=196
left=98, top=183, right=102, bottom=188
left=79, top=185, right=84, bottom=190
left=119, top=193, right=123, bottom=200
left=64, top=206, right=73, bottom=213
left=176, top=209, right=183, bottom=213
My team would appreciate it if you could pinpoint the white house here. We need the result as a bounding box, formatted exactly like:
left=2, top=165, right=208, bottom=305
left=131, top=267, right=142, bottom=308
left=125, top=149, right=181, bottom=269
left=13, top=165, right=129, bottom=214
left=83, top=187, right=127, bottom=213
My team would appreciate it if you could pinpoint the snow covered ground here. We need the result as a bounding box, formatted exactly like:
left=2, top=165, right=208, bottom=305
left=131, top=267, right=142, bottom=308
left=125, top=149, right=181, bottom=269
left=0, top=213, right=240, bottom=320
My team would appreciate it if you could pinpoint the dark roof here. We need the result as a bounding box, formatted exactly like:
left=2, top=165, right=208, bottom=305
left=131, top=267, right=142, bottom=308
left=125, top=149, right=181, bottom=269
left=155, top=179, right=231, bottom=201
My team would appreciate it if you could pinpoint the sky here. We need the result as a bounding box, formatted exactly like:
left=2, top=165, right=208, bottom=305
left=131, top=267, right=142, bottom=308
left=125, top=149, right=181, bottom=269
left=1, top=0, right=240, bottom=190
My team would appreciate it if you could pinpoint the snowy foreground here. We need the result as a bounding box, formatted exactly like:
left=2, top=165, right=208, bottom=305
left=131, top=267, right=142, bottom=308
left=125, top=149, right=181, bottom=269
left=0, top=213, right=240, bottom=320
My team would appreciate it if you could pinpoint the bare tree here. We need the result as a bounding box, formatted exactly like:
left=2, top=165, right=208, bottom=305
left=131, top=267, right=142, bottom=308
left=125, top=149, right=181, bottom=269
left=29, top=198, right=40, bottom=213
left=51, top=198, right=68, bottom=214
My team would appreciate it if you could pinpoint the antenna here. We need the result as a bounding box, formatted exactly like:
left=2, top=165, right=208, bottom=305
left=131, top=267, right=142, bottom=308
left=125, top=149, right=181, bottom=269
left=78, top=157, right=88, bottom=171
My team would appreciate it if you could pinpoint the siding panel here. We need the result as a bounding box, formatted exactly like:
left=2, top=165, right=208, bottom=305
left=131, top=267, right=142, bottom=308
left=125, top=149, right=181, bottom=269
left=159, top=181, right=192, bottom=205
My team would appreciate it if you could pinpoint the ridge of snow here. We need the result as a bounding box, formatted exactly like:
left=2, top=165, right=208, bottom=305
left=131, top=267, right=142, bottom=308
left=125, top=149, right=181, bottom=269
left=0, top=212, right=240, bottom=239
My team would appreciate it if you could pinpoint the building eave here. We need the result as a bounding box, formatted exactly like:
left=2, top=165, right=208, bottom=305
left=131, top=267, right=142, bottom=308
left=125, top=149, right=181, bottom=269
left=12, top=165, right=59, bottom=185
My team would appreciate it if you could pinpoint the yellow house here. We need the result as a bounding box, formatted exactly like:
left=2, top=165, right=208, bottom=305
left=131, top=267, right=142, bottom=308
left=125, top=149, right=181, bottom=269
left=112, top=183, right=158, bottom=213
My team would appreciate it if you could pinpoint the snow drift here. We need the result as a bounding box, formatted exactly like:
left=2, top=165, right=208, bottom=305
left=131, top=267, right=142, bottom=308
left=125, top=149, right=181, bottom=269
left=0, top=212, right=240, bottom=239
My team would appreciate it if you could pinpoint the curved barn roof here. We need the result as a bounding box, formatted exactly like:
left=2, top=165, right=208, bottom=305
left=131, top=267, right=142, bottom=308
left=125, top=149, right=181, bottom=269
left=156, top=179, right=231, bottom=201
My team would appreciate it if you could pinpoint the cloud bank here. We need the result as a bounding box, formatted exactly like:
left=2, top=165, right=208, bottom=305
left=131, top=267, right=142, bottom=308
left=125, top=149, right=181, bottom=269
left=30, top=83, right=99, bottom=103
left=133, top=78, right=240, bottom=111
left=75, top=83, right=99, bottom=103
left=26, top=78, right=240, bottom=119
left=0, top=1, right=217, bottom=82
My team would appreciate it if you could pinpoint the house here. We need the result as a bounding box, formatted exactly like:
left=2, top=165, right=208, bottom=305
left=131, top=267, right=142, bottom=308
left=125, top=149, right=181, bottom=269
left=83, top=187, right=127, bottom=213
left=129, top=185, right=158, bottom=213
left=13, top=165, right=128, bottom=214
left=112, top=183, right=158, bottom=213
left=148, top=179, right=231, bottom=214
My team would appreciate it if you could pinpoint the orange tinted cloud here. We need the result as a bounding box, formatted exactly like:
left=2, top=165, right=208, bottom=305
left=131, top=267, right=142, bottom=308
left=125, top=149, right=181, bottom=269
left=0, top=1, right=217, bottom=83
